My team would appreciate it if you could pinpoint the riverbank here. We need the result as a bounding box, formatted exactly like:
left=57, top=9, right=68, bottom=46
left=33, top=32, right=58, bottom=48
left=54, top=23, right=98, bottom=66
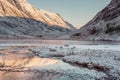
left=0, top=40, right=119, bottom=80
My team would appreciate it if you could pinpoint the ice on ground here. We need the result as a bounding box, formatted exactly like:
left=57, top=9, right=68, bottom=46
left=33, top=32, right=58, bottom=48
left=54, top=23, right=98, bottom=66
left=0, top=49, right=106, bottom=80
left=31, top=44, right=120, bottom=79
left=0, top=40, right=119, bottom=79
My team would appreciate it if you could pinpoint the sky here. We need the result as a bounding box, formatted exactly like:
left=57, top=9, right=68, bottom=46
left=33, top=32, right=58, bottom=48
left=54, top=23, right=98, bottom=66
left=28, top=0, right=111, bottom=28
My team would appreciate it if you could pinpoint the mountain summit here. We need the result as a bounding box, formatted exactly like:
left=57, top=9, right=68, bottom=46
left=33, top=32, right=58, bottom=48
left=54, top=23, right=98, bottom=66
left=0, top=0, right=75, bottom=38
left=72, top=0, right=120, bottom=41
left=7, top=0, right=72, bottom=29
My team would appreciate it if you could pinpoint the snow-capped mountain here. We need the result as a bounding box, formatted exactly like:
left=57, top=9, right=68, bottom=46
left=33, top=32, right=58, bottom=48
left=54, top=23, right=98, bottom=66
left=72, top=0, right=120, bottom=41
left=0, top=0, right=75, bottom=38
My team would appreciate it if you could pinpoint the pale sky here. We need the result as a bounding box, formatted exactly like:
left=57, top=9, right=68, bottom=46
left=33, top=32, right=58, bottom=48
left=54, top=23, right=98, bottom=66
left=28, top=0, right=111, bottom=28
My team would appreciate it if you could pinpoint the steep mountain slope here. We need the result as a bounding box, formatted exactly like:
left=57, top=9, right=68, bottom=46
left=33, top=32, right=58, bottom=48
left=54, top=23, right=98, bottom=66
left=72, top=0, right=120, bottom=41
left=0, top=0, right=27, bottom=17
left=7, top=0, right=73, bottom=29
left=0, top=16, right=71, bottom=38
left=0, top=0, right=75, bottom=38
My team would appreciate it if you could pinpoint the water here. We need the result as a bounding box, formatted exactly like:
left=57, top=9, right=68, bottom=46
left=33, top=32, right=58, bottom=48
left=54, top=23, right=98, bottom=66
left=0, top=49, right=106, bottom=80
left=0, top=39, right=120, bottom=46
left=0, top=39, right=118, bottom=80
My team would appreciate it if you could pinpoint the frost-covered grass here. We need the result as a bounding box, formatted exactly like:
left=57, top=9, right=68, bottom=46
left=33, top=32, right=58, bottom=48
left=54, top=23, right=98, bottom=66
left=0, top=48, right=106, bottom=80
left=0, top=40, right=120, bottom=80
left=31, top=45, right=120, bottom=79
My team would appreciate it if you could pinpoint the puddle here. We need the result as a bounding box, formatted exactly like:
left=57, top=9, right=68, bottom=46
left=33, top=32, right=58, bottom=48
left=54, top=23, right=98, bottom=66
left=0, top=41, right=108, bottom=80
left=0, top=50, right=106, bottom=80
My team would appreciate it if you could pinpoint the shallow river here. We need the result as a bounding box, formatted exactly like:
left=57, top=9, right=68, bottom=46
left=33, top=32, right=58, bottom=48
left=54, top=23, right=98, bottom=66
left=0, top=39, right=120, bottom=45
left=0, top=39, right=119, bottom=80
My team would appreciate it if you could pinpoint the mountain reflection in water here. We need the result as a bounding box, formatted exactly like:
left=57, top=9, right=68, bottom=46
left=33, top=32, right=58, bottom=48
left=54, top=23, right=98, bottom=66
left=0, top=50, right=59, bottom=68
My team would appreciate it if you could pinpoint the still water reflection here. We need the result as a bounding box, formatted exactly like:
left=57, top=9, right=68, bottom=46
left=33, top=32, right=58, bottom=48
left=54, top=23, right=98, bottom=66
left=0, top=39, right=120, bottom=45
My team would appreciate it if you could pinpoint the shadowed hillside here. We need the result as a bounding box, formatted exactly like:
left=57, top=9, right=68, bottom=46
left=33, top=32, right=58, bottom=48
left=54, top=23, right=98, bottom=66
left=0, top=16, right=71, bottom=38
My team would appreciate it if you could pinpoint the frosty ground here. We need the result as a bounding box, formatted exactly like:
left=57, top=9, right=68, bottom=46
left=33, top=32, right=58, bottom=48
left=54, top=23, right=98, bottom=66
left=0, top=40, right=120, bottom=80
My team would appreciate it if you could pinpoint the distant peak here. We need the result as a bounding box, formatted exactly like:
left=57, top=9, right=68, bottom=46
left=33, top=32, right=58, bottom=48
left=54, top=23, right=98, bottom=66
left=7, top=0, right=27, bottom=2
left=110, top=0, right=120, bottom=4
left=7, top=0, right=28, bottom=7
left=111, top=0, right=119, bottom=2
left=0, top=0, right=75, bottom=30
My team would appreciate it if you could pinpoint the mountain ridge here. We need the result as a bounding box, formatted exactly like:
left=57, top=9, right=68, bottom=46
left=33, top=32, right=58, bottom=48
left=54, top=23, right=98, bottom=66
left=71, top=0, right=120, bottom=41
left=0, top=0, right=76, bottom=38
left=5, top=0, right=75, bottom=29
